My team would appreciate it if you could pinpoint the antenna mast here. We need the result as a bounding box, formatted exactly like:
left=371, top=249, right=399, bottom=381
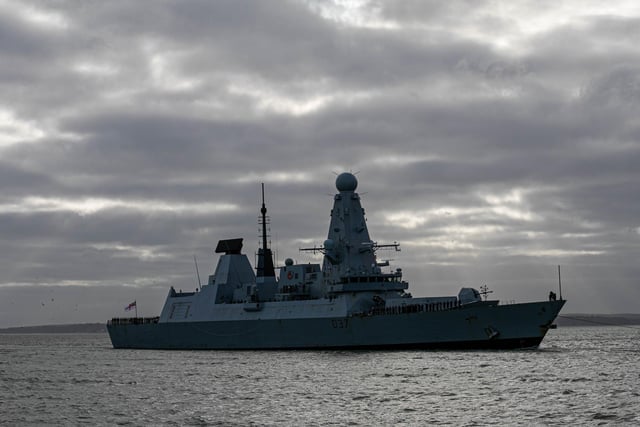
left=558, top=265, right=563, bottom=301
left=194, top=255, right=202, bottom=289
left=261, top=183, right=268, bottom=254
left=256, top=183, right=275, bottom=277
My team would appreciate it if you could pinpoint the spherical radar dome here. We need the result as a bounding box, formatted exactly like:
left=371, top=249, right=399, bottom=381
left=336, top=172, right=358, bottom=192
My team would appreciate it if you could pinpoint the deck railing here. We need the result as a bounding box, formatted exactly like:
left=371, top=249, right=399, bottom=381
left=108, top=317, right=160, bottom=326
left=369, top=300, right=461, bottom=316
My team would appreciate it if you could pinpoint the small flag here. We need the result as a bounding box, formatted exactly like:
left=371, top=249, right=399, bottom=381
left=125, top=301, right=137, bottom=311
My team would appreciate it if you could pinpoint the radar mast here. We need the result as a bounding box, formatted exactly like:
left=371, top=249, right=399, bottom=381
left=256, top=183, right=275, bottom=277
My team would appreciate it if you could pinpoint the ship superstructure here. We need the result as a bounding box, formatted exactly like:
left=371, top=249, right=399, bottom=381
left=107, top=173, right=565, bottom=349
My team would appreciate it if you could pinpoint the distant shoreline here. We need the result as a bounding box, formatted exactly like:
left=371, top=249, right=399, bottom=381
left=0, top=323, right=107, bottom=334
left=555, top=313, right=640, bottom=327
left=1, top=314, right=640, bottom=334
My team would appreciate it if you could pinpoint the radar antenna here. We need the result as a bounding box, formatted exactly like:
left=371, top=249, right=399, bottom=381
left=479, top=285, right=493, bottom=301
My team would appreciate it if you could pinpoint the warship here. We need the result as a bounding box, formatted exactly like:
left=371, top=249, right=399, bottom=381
left=107, top=173, right=565, bottom=350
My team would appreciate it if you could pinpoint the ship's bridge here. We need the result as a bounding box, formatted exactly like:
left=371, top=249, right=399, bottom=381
left=328, top=273, right=408, bottom=293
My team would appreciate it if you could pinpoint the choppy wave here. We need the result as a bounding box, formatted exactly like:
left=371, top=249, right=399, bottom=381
left=1, top=327, right=639, bottom=425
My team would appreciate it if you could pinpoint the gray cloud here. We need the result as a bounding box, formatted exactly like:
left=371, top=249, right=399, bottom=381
left=1, top=0, right=639, bottom=326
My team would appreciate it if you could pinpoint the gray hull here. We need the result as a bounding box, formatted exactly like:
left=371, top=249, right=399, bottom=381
left=107, top=300, right=565, bottom=350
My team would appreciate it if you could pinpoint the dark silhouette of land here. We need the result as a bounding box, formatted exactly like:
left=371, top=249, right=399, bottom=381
left=0, top=323, right=107, bottom=334
left=555, top=313, right=640, bottom=327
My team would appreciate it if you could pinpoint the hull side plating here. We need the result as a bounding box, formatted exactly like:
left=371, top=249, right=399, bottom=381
left=108, top=300, right=565, bottom=350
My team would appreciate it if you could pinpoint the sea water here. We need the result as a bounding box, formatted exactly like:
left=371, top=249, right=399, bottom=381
left=1, top=326, right=639, bottom=426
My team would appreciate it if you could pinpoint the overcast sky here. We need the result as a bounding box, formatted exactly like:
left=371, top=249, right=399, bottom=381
left=1, top=0, right=639, bottom=327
